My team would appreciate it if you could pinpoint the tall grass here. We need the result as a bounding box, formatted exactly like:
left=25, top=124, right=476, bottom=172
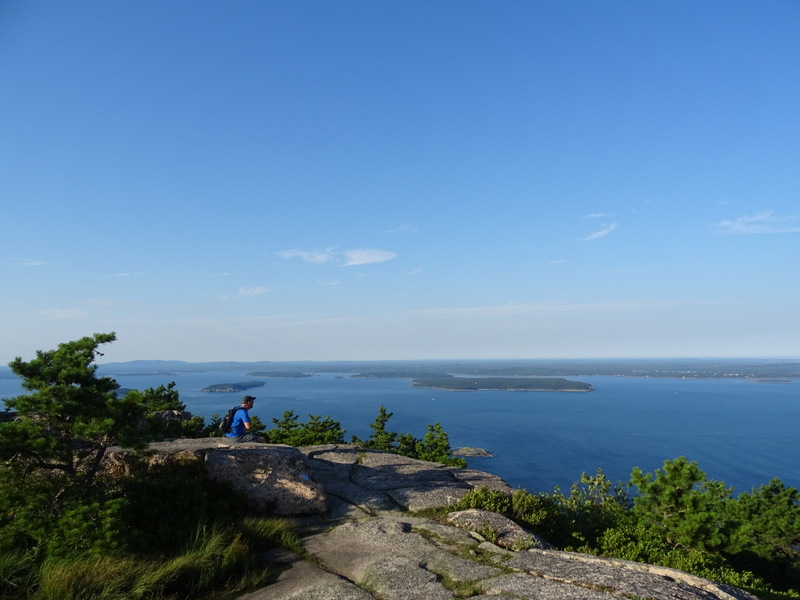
left=4, top=516, right=296, bottom=600
left=0, top=549, right=41, bottom=597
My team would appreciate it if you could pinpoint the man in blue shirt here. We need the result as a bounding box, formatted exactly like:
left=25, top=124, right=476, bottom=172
left=226, top=395, right=266, bottom=443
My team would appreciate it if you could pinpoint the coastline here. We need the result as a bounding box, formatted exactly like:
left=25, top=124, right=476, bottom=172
left=411, top=385, right=594, bottom=392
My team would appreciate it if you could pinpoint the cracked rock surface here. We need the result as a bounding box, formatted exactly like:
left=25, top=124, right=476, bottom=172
left=112, top=441, right=758, bottom=600
left=238, top=445, right=760, bottom=600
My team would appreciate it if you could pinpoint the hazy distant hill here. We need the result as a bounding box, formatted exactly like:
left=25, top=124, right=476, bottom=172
left=91, top=358, right=800, bottom=380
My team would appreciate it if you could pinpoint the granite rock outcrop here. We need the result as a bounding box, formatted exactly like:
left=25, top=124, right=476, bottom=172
left=106, top=440, right=759, bottom=600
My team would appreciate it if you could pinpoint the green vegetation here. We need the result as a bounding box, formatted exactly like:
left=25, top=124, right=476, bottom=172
left=0, top=334, right=301, bottom=599
left=265, top=410, right=347, bottom=445
left=411, top=376, right=593, bottom=391
left=352, top=405, right=467, bottom=467
left=201, top=380, right=265, bottom=392
left=0, top=335, right=469, bottom=598
left=3, top=334, right=798, bottom=598
left=455, top=458, right=800, bottom=599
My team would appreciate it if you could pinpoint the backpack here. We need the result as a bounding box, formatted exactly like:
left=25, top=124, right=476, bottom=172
left=218, top=406, right=243, bottom=435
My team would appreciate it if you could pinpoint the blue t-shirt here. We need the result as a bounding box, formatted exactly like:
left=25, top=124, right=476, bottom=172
left=225, top=407, right=251, bottom=437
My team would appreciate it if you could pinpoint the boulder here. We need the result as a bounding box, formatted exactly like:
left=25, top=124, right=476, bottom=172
left=447, top=508, right=552, bottom=550
left=104, top=438, right=327, bottom=515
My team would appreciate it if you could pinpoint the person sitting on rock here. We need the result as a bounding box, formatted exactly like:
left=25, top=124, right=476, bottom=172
left=226, top=395, right=266, bottom=443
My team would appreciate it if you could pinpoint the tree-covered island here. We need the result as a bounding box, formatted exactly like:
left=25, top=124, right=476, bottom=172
left=411, top=376, right=594, bottom=392
left=201, top=380, right=265, bottom=392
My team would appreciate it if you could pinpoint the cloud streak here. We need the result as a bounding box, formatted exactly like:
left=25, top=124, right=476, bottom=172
left=378, top=223, right=419, bottom=234
left=583, top=223, right=617, bottom=240
left=342, top=248, right=397, bottom=266
left=278, top=247, right=397, bottom=267
left=237, top=286, right=269, bottom=297
left=277, top=248, right=336, bottom=264
left=715, top=210, right=800, bottom=235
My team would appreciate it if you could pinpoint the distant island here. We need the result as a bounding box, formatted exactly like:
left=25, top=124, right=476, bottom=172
left=90, top=358, right=800, bottom=382
left=247, top=371, right=312, bottom=378
left=201, top=381, right=265, bottom=393
left=411, top=377, right=593, bottom=392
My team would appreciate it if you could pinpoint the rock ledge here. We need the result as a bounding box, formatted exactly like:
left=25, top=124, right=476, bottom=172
left=115, top=440, right=758, bottom=600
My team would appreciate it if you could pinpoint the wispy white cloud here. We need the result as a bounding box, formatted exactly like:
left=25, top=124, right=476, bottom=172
left=715, top=210, right=800, bottom=235
left=583, top=223, right=617, bottom=240
left=279, top=247, right=397, bottom=267
left=38, top=308, right=89, bottom=320
left=378, top=223, right=419, bottom=234
left=277, top=248, right=336, bottom=264
left=342, top=249, right=397, bottom=266
left=10, top=258, right=47, bottom=266
left=585, top=213, right=610, bottom=219
left=406, top=267, right=423, bottom=276
left=237, top=286, right=269, bottom=297
left=218, top=286, right=270, bottom=300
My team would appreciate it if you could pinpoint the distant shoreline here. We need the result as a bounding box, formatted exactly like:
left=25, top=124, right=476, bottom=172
left=414, top=386, right=593, bottom=392
left=410, top=376, right=594, bottom=392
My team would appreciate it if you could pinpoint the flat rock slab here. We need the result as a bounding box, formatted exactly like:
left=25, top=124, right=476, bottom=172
left=240, top=515, right=759, bottom=600
left=300, top=445, right=513, bottom=512
left=238, top=559, right=373, bottom=600
left=504, top=549, right=760, bottom=600
left=448, top=508, right=553, bottom=550
left=301, top=515, right=502, bottom=600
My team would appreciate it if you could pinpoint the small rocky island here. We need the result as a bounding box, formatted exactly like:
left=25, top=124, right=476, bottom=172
left=411, top=376, right=594, bottom=392
left=451, top=446, right=495, bottom=457
left=201, top=381, right=265, bottom=393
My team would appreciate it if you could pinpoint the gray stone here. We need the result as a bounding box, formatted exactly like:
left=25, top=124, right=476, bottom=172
left=447, top=508, right=553, bottom=550
left=302, top=516, right=503, bottom=594
left=105, top=439, right=327, bottom=515
left=110, top=440, right=760, bottom=600
left=479, top=572, right=615, bottom=599
left=360, top=555, right=453, bottom=600
left=300, top=445, right=509, bottom=511
left=451, top=446, right=494, bottom=457
left=205, top=445, right=327, bottom=515
left=504, top=549, right=760, bottom=600
left=237, top=560, right=374, bottom=600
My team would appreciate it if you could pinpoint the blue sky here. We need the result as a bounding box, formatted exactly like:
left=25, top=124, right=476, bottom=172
left=2, top=1, right=799, bottom=362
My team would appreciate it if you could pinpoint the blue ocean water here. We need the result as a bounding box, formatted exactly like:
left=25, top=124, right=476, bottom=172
left=1, top=371, right=797, bottom=494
